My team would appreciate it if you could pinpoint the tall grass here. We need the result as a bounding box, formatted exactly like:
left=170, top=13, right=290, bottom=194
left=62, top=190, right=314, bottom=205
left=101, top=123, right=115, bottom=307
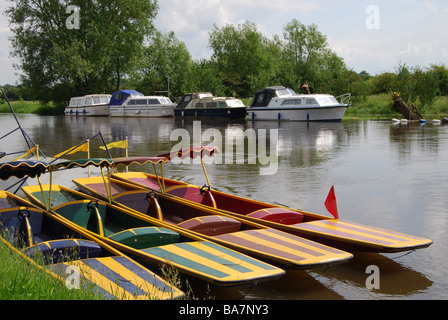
left=346, top=94, right=448, bottom=119
left=0, top=100, right=64, bottom=115
left=0, top=238, right=100, bottom=300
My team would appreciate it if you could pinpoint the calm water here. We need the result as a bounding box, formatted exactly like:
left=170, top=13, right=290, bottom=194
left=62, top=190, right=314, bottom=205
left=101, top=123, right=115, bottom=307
left=1, top=113, right=447, bottom=300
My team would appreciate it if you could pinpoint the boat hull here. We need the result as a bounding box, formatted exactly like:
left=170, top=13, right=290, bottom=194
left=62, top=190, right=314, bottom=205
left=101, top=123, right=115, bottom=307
left=21, top=185, right=286, bottom=286
left=64, top=104, right=109, bottom=116
left=111, top=172, right=433, bottom=253
left=174, top=107, right=247, bottom=119
left=109, top=105, right=174, bottom=117
left=71, top=179, right=354, bottom=269
left=247, top=105, right=348, bottom=121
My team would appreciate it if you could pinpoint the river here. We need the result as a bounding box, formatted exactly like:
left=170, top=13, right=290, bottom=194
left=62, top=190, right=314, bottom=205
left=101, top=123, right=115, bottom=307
left=1, top=113, right=446, bottom=300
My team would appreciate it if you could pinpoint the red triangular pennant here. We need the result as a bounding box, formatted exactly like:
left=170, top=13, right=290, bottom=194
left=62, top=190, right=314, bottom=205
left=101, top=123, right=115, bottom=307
left=325, top=185, right=339, bottom=219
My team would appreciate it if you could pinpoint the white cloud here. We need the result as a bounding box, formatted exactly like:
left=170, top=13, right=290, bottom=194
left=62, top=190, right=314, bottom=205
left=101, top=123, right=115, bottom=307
left=1, top=0, right=448, bottom=84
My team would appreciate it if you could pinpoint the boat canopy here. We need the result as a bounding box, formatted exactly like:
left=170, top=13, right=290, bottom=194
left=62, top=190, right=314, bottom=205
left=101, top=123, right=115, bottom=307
left=113, top=157, right=168, bottom=167
left=251, top=86, right=294, bottom=107
left=109, top=90, right=143, bottom=106
left=0, top=161, right=48, bottom=180
left=49, top=158, right=114, bottom=171
left=157, top=146, right=220, bottom=160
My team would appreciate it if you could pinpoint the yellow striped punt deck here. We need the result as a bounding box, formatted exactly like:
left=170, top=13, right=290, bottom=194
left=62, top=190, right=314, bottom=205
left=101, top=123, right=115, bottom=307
left=210, top=228, right=353, bottom=269
left=47, top=256, right=183, bottom=300
left=142, top=241, right=285, bottom=286
left=292, top=219, right=433, bottom=253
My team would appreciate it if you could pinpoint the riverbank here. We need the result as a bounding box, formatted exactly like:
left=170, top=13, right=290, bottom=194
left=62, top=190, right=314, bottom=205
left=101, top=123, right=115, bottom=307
left=2, top=94, right=448, bottom=119
left=345, top=94, right=448, bottom=120
left=0, top=239, right=100, bottom=299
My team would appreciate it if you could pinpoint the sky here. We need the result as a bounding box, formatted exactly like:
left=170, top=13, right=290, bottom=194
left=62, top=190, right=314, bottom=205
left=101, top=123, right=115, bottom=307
left=1, top=0, right=447, bottom=85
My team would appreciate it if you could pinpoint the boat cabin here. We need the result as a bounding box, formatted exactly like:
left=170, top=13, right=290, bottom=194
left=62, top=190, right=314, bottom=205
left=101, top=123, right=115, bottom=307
left=109, top=90, right=175, bottom=117
left=176, top=92, right=245, bottom=110
left=65, top=94, right=111, bottom=116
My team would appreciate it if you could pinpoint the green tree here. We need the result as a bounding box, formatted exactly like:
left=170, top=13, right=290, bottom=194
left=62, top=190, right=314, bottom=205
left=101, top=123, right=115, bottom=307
left=209, top=21, right=276, bottom=97
left=414, top=67, right=440, bottom=107
left=131, top=30, right=193, bottom=98
left=369, top=72, right=398, bottom=94
left=189, top=60, right=226, bottom=96
left=279, top=19, right=348, bottom=97
left=395, top=63, right=417, bottom=104
left=430, top=64, right=448, bottom=95
left=6, top=0, right=158, bottom=103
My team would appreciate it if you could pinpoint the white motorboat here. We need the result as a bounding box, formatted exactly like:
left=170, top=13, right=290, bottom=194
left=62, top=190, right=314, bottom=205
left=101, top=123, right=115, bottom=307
left=65, top=94, right=111, bottom=116
left=247, top=86, right=350, bottom=121
left=109, top=90, right=175, bottom=117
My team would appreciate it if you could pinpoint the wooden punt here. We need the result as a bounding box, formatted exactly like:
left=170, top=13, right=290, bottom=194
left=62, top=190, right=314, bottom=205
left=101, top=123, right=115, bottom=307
left=0, top=191, right=184, bottom=300
left=72, top=176, right=353, bottom=270
left=110, top=147, right=433, bottom=254
left=21, top=165, right=285, bottom=286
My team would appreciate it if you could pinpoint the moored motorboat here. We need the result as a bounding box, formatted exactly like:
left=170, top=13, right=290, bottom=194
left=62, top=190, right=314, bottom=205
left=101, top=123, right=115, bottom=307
left=20, top=159, right=286, bottom=286
left=65, top=94, right=111, bottom=116
left=0, top=161, right=184, bottom=300
left=174, top=92, right=247, bottom=119
left=109, top=90, right=175, bottom=117
left=247, top=86, right=350, bottom=121
left=111, top=147, right=433, bottom=254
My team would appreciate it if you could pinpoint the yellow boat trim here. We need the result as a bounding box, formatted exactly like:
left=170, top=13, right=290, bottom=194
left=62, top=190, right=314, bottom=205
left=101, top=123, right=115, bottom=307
left=157, top=243, right=255, bottom=279
left=65, top=257, right=177, bottom=300
left=193, top=241, right=276, bottom=275
left=220, top=229, right=348, bottom=263
left=296, top=220, right=432, bottom=249
left=98, top=257, right=178, bottom=300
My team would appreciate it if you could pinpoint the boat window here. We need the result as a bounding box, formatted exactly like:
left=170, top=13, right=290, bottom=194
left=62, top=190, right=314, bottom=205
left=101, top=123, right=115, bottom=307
left=206, top=102, right=217, bottom=108
left=276, top=89, right=293, bottom=97
left=147, top=99, right=160, bottom=105
left=85, top=97, right=93, bottom=105
left=288, top=89, right=297, bottom=95
left=77, top=99, right=84, bottom=106
left=100, top=96, right=109, bottom=104
left=306, top=98, right=317, bottom=105
left=134, top=99, right=148, bottom=105
left=219, top=102, right=227, bottom=108
left=329, top=96, right=339, bottom=104
left=128, top=100, right=135, bottom=105
left=93, top=97, right=100, bottom=104
left=196, top=103, right=204, bottom=108
left=281, top=99, right=301, bottom=106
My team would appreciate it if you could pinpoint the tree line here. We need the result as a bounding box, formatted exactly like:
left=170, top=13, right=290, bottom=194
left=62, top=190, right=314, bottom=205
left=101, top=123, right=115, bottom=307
left=3, top=0, right=447, bottom=108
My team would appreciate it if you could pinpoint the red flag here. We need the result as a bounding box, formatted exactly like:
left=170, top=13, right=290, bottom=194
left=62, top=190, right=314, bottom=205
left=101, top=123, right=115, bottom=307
left=325, top=185, right=339, bottom=219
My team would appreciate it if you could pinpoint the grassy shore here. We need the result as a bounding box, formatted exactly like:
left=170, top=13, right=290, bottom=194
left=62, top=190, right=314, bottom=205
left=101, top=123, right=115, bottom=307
left=345, top=93, right=448, bottom=120
left=0, top=239, right=100, bottom=300
left=2, top=95, right=448, bottom=119
left=0, top=100, right=64, bottom=115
